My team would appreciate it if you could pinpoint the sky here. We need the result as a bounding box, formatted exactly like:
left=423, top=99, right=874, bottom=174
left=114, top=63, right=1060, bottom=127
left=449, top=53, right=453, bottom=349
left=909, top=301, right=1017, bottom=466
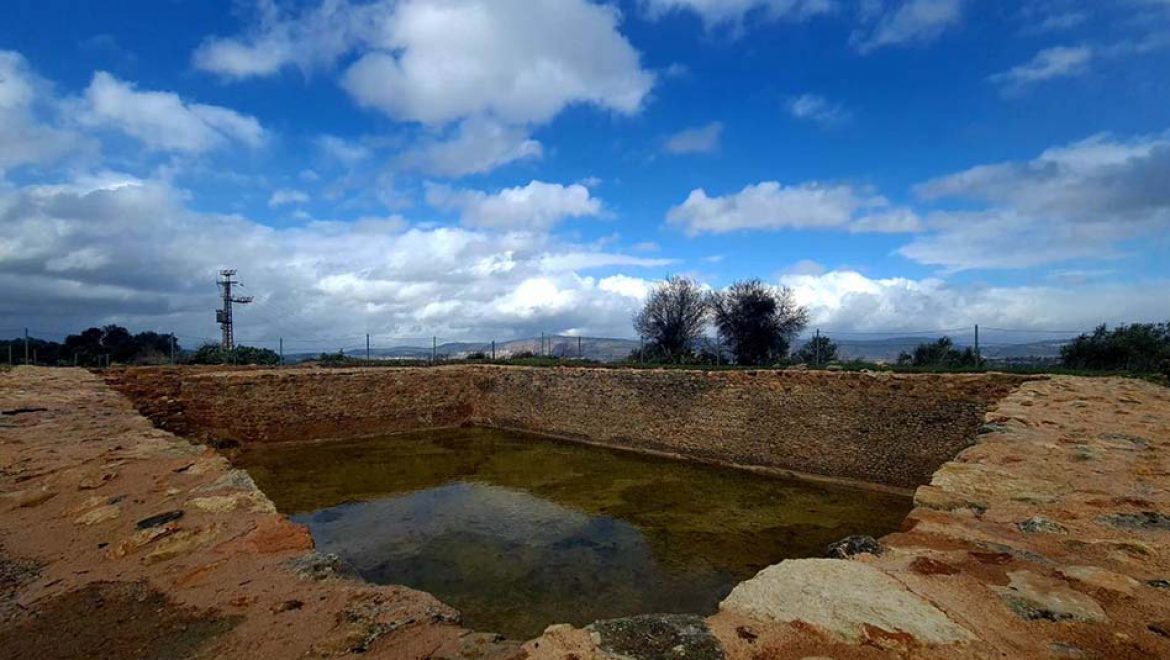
left=1, top=0, right=1169, bottom=351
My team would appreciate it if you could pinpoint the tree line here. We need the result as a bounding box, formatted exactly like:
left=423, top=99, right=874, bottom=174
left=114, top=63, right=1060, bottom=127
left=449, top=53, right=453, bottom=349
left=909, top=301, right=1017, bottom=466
left=1, top=325, right=279, bottom=366
left=632, top=276, right=1170, bottom=380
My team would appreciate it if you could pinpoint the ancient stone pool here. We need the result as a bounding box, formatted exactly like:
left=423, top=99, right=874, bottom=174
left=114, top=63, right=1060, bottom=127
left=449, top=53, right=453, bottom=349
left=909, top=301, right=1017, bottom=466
left=236, top=427, right=912, bottom=639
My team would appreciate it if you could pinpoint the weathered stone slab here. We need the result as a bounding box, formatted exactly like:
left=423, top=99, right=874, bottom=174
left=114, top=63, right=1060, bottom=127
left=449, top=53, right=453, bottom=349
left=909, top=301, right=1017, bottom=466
left=720, top=559, right=975, bottom=645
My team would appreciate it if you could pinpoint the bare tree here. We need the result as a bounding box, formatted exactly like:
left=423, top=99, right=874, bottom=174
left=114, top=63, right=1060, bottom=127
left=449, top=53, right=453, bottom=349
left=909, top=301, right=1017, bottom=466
left=710, top=279, right=809, bottom=366
left=634, top=275, right=708, bottom=362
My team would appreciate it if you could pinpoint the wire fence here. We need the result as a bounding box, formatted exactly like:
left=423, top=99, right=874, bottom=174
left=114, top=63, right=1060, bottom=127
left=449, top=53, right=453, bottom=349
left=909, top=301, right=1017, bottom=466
left=1, top=323, right=1095, bottom=368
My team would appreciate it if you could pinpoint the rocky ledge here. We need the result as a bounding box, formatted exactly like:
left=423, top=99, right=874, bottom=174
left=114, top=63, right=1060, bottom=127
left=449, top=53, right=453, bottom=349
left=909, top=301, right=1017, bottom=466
left=0, top=367, right=519, bottom=659
left=526, top=375, right=1170, bottom=658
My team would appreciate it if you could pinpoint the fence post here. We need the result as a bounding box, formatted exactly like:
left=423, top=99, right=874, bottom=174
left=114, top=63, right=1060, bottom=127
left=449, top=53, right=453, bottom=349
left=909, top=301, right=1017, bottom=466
left=578, top=336, right=582, bottom=359
left=640, top=336, right=645, bottom=365
left=24, top=328, right=29, bottom=365
left=366, top=334, right=371, bottom=366
left=169, top=336, right=176, bottom=365
left=7, top=344, right=11, bottom=364
left=432, top=336, right=437, bottom=364
left=279, top=338, right=283, bottom=366
left=491, top=340, right=495, bottom=360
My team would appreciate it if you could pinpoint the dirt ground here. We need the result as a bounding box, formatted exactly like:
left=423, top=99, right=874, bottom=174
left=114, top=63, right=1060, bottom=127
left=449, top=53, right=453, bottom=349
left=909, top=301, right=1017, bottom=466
left=3, top=367, right=1170, bottom=659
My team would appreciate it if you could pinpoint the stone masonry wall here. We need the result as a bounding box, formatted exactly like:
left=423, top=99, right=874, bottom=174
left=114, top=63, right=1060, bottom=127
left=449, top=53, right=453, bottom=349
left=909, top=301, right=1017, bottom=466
left=107, top=365, right=1034, bottom=488
left=474, top=367, right=1032, bottom=489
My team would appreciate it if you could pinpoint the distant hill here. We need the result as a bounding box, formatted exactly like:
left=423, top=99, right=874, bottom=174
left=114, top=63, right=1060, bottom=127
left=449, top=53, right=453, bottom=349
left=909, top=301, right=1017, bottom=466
left=286, top=334, right=1072, bottom=364
left=286, top=337, right=640, bottom=363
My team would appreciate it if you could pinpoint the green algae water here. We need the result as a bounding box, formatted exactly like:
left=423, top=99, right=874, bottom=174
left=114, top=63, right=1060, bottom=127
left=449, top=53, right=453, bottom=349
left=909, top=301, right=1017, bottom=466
left=236, top=428, right=911, bottom=640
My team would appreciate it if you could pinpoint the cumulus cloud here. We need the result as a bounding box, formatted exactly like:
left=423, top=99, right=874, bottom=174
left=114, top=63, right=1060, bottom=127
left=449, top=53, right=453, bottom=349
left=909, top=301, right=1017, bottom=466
left=197, top=0, right=653, bottom=126
left=782, top=269, right=1170, bottom=333
left=80, top=72, right=265, bottom=153
left=990, top=46, right=1093, bottom=89
left=400, top=118, right=542, bottom=177
left=667, top=181, right=921, bottom=235
left=341, top=0, right=652, bottom=125
left=0, top=173, right=669, bottom=343
left=641, top=0, right=836, bottom=30
left=426, top=181, right=603, bottom=231
left=902, top=133, right=1170, bottom=270
left=663, top=122, right=723, bottom=154
left=195, top=0, right=652, bottom=177
left=0, top=51, right=88, bottom=171
left=787, top=94, right=850, bottom=126
left=853, top=0, right=965, bottom=53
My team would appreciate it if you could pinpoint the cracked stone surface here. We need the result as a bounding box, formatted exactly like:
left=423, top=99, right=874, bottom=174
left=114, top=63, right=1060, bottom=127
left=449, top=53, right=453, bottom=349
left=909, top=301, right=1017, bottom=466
left=0, top=367, right=519, bottom=659
left=534, top=375, right=1170, bottom=658
left=720, top=559, right=975, bottom=644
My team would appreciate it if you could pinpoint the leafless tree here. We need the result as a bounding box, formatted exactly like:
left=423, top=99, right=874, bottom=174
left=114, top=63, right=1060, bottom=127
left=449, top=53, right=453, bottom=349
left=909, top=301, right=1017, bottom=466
left=709, top=279, right=809, bottom=365
left=633, top=275, right=708, bottom=362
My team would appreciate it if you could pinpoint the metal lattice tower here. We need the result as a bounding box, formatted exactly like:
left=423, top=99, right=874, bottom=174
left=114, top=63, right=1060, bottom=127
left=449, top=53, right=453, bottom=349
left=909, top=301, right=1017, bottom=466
left=216, top=269, right=253, bottom=350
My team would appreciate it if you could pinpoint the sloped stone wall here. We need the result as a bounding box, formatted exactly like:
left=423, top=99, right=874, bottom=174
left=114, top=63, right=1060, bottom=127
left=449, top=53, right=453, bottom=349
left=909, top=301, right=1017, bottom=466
left=107, top=365, right=1034, bottom=488
left=475, top=367, right=1033, bottom=489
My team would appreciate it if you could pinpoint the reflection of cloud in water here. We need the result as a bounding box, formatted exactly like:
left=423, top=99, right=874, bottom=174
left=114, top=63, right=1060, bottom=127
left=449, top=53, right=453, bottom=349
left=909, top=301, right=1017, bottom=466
left=293, top=481, right=731, bottom=638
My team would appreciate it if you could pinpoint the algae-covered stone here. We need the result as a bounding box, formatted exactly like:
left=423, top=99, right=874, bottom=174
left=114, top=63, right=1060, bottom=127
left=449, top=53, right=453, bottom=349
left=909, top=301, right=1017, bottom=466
left=1017, top=516, right=1067, bottom=535
left=996, top=571, right=1106, bottom=622
left=588, top=614, right=723, bottom=660
left=720, top=559, right=974, bottom=645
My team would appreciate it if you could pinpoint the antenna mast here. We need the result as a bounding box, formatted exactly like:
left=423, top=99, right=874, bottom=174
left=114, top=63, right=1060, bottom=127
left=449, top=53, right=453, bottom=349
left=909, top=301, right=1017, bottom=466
left=216, top=269, right=253, bottom=350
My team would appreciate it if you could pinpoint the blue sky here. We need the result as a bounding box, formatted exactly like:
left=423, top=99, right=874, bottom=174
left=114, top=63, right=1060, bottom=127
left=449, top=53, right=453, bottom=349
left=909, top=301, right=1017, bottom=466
left=2, top=0, right=1169, bottom=349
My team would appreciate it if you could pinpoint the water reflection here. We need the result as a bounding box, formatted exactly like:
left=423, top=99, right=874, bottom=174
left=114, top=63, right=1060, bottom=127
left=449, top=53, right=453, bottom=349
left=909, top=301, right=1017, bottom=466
left=237, top=427, right=911, bottom=639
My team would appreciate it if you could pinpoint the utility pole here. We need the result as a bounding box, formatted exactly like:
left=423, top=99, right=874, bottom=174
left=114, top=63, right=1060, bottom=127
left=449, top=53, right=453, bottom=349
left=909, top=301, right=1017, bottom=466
left=24, top=328, right=29, bottom=365
left=815, top=328, right=821, bottom=367
left=216, top=270, right=253, bottom=351
left=974, top=324, right=981, bottom=368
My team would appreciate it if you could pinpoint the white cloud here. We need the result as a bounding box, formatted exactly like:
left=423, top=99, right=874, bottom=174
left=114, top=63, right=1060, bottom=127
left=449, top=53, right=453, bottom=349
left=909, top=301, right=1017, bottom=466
left=990, top=46, right=1093, bottom=89
left=903, top=132, right=1170, bottom=270
left=269, top=188, right=310, bottom=207
left=315, top=135, right=372, bottom=165
left=339, top=0, right=654, bottom=126
left=667, top=181, right=920, bottom=235
left=782, top=269, right=1170, bottom=333
left=194, top=0, right=653, bottom=178
left=0, top=173, right=673, bottom=342
left=0, top=51, right=87, bottom=171
left=80, top=71, right=265, bottom=153
left=853, top=0, right=965, bottom=53
left=787, top=94, right=849, bottom=126
left=426, top=180, right=602, bottom=231
left=641, top=0, right=836, bottom=30
left=192, top=0, right=386, bottom=79
left=663, top=122, right=723, bottom=154
left=400, top=118, right=542, bottom=177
